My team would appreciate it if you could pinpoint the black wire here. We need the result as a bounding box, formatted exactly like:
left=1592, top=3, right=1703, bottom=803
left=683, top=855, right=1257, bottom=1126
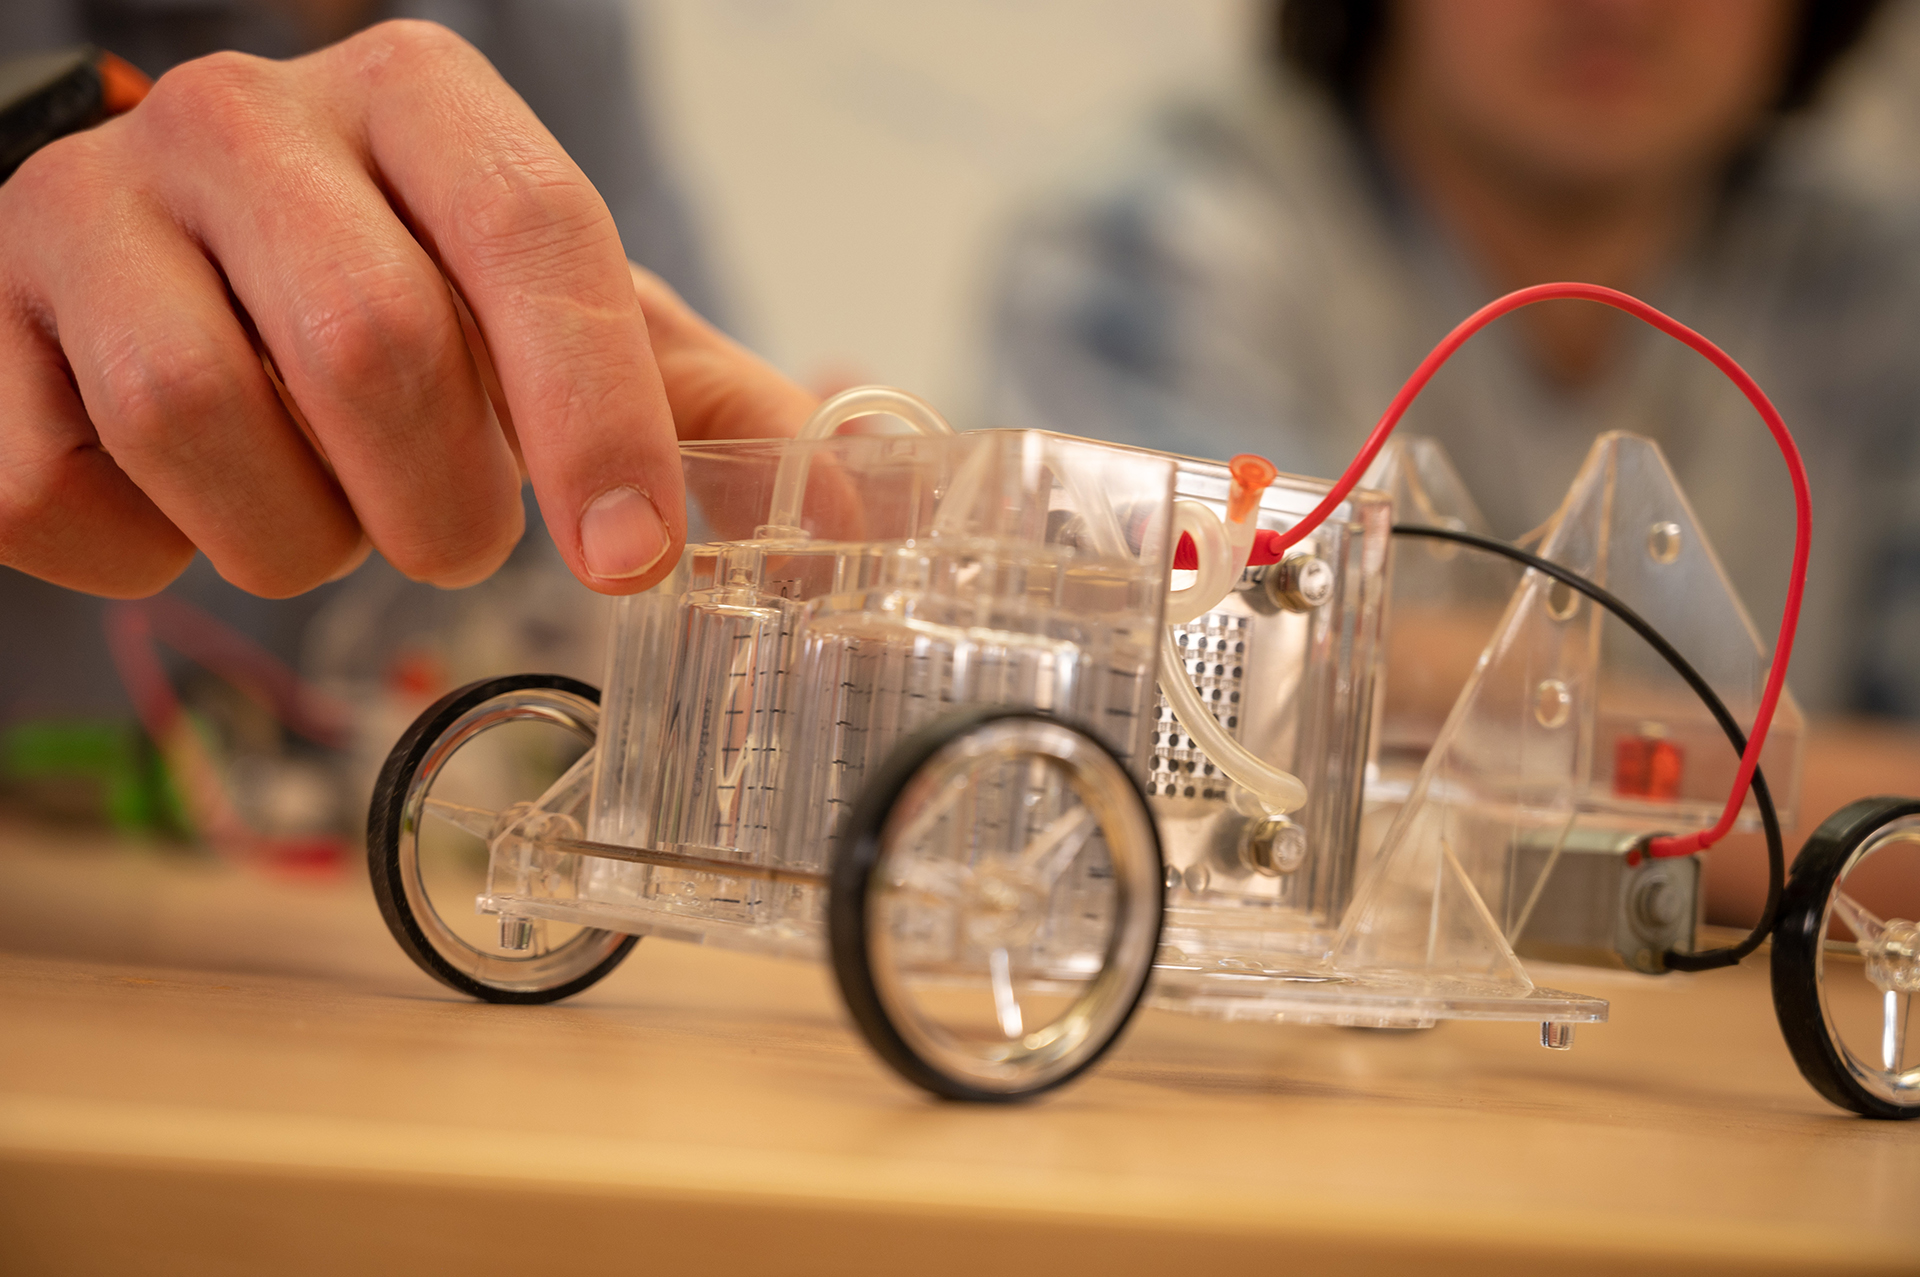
left=1390, top=523, right=1783, bottom=971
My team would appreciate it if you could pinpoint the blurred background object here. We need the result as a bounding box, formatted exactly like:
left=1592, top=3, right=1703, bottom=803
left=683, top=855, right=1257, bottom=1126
left=641, top=0, right=1257, bottom=409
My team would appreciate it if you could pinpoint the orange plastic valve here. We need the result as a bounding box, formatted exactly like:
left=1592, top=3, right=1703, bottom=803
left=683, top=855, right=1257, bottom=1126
left=1227, top=454, right=1278, bottom=524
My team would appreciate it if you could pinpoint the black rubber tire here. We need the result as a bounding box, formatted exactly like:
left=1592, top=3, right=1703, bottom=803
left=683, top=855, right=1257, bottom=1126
left=1771, top=794, right=1920, bottom=1119
left=367, top=673, right=639, bottom=1004
left=828, top=706, right=1163, bottom=1102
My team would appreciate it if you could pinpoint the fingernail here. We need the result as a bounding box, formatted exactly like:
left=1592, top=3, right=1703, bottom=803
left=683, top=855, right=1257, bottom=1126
left=581, top=486, right=670, bottom=580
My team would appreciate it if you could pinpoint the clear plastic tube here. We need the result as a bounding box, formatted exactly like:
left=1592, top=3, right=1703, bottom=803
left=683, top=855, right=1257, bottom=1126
left=1165, top=500, right=1237, bottom=626
left=1157, top=454, right=1308, bottom=814
left=1159, top=628, right=1308, bottom=813
left=763, top=386, right=954, bottom=536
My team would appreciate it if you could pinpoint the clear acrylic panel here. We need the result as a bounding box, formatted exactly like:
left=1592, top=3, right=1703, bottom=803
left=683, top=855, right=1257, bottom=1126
left=540, top=429, right=1179, bottom=957
left=1356, top=438, right=1517, bottom=876
left=1332, top=432, right=1803, bottom=996
left=1148, top=461, right=1392, bottom=972
left=1361, top=438, right=1509, bottom=787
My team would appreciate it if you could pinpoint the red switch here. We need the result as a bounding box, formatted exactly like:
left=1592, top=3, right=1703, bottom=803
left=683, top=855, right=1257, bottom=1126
left=1615, top=724, right=1683, bottom=800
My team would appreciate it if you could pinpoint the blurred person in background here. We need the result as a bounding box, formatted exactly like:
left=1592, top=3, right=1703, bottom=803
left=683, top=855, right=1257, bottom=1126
left=987, top=0, right=1920, bottom=921
left=991, top=0, right=1919, bottom=720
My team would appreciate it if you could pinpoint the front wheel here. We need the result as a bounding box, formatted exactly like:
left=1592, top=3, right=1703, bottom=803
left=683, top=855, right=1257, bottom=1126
left=829, top=708, right=1164, bottom=1102
left=367, top=674, right=638, bottom=1004
left=1771, top=795, right=1920, bottom=1119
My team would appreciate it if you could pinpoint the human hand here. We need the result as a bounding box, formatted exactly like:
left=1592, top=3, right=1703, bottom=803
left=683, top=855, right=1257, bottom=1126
left=625, top=263, right=817, bottom=446
left=0, top=21, right=806, bottom=601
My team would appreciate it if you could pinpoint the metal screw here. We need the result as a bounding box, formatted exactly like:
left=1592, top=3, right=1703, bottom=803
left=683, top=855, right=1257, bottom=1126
left=1632, top=877, right=1683, bottom=931
left=499, top=916, right=535, bottom=951
left=1541, top=1021, right=1575, bottom=1050
left=1240, top=814, right=1308, bottom=876
left=1264, top=554, right=1335, bottom=612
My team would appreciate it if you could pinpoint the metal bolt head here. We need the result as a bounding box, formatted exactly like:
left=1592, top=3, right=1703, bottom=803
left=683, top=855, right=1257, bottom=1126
left=1264, top=554, right=1334, bottom=612
left=1632, top=877, right=1684, bottom=930
left=1241, top=814, right=1307, bottom=876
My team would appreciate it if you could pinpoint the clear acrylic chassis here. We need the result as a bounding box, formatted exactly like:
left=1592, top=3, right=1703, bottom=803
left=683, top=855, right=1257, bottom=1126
left=470, top=424, right=1803, bottom=1039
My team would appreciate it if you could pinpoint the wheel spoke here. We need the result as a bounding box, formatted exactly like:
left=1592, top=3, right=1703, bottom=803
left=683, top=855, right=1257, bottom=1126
left=989, top=947, right=1024, bottom=1039
left=837, top=711, right=1163, bottom=1100
left=1832, top=890, right=1887, bottom=946
left=1887, top=991, right=1913, bottom=1074
left=889, top=772, right=972, bottom=857
left=1018, top=806, right=1097, bottom=887
left=882, top=853, right=972, bottom=907
left=422, top=796, right=499, bottom=840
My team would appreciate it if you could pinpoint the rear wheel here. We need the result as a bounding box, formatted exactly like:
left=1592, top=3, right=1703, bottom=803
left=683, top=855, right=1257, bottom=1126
left=1771, top=795, right=1920, bottom=1119
left=829, top=708, right=1163, bottom=1101
left=367, top=674, right=637, bottom=1003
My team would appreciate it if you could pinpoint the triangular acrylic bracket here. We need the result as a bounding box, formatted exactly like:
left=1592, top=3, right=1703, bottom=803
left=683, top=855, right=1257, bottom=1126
left=1361, top=435, right=1493, bottom=537
left=1333, top=432, right=1804, bottom=991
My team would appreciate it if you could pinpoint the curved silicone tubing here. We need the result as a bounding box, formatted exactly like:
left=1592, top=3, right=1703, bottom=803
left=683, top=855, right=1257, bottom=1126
left=765, top=385, right=955, bottom=535
left=1165, top=455, right=1274, bottom=624
left=1159, top=476, right=1308, bottom=814
left=1158, top=627, right=1308, bottom=813
left=1165, top=500, right=1238, bottom=626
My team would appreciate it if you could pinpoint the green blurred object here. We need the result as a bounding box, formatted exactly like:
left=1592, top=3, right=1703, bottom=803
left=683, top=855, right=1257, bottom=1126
left=0, top=718, right=188, bottom=836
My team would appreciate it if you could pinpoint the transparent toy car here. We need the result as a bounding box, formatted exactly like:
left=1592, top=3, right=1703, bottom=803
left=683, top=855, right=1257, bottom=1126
left=368, top=359, right=1915, bottom=1115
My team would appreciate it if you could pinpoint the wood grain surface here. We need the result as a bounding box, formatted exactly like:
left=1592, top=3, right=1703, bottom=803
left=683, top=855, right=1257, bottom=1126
left=0, top=820, right=1915, bottom=1276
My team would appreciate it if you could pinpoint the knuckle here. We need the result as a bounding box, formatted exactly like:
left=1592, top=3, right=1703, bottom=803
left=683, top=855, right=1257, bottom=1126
left=379, top=18, right=472, bottom=58
left=92, top=333, right=236, bottom=462
left=3, top=129, right=107, bottom=208
left=0, top=135, right=139, bottom=261
left=284, top=265, right=456, bottom=394
left=141, top=51, right=276, bottom=146
left=347, top=19, right=477, bottom=81
left=455, top=160, right=611, bottom=270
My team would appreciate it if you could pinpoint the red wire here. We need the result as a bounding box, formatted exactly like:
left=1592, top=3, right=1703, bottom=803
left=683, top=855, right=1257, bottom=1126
left=1272, top=282, right=1811, bottom=860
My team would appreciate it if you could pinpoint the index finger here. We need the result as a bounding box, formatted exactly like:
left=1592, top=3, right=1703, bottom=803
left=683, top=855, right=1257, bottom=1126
left=325, top=22, right=683, bottom=593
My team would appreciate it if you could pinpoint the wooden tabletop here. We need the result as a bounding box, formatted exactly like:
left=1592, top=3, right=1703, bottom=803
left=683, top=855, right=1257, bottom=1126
left=1, top=819, right=1916, bottom=1277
